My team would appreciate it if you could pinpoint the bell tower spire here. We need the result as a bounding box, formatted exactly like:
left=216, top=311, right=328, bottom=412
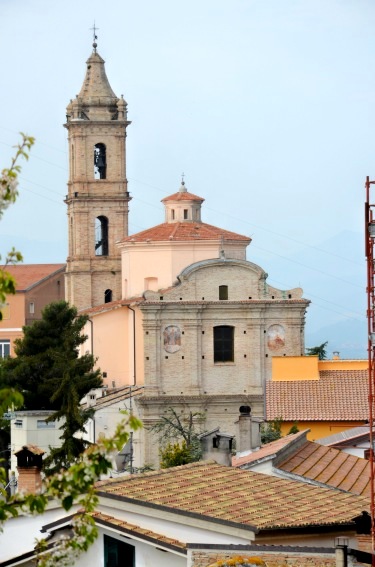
left=64, top=40, right=131, bottom=310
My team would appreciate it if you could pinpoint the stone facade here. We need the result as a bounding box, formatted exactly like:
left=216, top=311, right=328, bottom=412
left=137, top=258, right=308, bottom=465
left=64, top=49, right=131, bottom=311
left=189, top=549, right=337, bottom=567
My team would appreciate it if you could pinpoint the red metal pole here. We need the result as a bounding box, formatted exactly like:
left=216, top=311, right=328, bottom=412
left=365, top=176, right=375, bottom=565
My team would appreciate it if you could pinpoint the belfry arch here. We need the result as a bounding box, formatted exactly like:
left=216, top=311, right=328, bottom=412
left=94, top=143, right=106, bottom=179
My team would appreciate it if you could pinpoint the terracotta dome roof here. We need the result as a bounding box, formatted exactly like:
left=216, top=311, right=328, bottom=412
left=120, top=221, right=250, bottom=243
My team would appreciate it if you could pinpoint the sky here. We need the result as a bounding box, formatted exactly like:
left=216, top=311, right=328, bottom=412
left=1, top=0, right=374, bottom=357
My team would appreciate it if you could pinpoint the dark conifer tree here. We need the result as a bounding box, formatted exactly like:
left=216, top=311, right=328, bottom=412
left=1, top=301, right=102, bottom=473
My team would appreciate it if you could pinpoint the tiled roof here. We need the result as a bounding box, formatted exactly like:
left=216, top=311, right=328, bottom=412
left=277, top=440, right=371, bottom=497
left=266, top=370, right=368, bottom=421
left=317, top=426, right=372, bottom=447
left=232, top=431, right=308, bottom=468
left=81, top=385, right=144, bottom=410
left=120, top=222, right=250, bottom=243
left=2, top=264, right=65, bottom=291
left=96, top=460, right=368, bottom=530
left=15, top=444, right=45, bottom=456
left=80, top=298, right=143, bottom=316
left=91, top=511, right=186, bottom=552
left=162, top=190, right=204, bottom=202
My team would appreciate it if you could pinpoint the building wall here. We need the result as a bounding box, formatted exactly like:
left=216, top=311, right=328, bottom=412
left=0, top=293, right=25, bottom=356
left=280, top=421, right=367, bottom=442
left=189, top=548, right=337, bottom=567
left=10, top=412, right=65, bottom=472
left=120, top=240, right=247, bottom=299
left=0, top=270, right=65, bottom=356
left=24, top=270, right=64, bottom=325
left=141, top=261, right=307, bottom=398
left=272, top=356, right=368, bottom=381
left=137, top=258, right=307, bottom=467
left=83, top=304, right=144, bottom=389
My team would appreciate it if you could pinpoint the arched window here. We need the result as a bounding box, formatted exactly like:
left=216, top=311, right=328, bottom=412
left=94, top=143, right=106, bottom=179
left=104, top=289, right=112, bottom=303
left=95, top=216, right=109, bottom=256
left=214, top=325, right=234, bottom=363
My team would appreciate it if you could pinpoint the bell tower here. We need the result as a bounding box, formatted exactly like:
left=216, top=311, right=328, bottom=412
left=64, top=39, right=131, bottom=311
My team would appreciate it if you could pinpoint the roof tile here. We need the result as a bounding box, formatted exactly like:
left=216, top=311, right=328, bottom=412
left=266, top=370, right=368, bottom=421
left=119, top=222, right=250, bottom=243
left=96, top=461, right=368, bottom=530
left=278, top=441, right=371, bottom=496
left=2, top=264, right=65, bottom=291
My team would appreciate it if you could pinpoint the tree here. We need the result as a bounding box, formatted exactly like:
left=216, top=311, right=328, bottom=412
left=1, top=301, right=102, bottom=473
left=0, top=412, right=141, bottom=567
left=260, top=417, right=282, bottom=444
left=287, top=422, right=300, bottom=435
left=151, top=407, right=204, bottom=467
left=159, top=440, right=194, bottom=468
left=306, top=341, right=328, bottom=360
left=0, top=135, right=142, bottom=566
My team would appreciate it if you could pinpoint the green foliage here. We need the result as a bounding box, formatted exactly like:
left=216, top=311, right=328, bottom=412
left=151, top=407, right=204, bottom=466
left=306, top=341, right=328, bottom=360
left=287, top=422, right=299, bottom=435
left=0, top=134, right=139, bottom=565
left=0, top=133, right=34, bottom=317
left=160, top=440, right=195, bottom=468
left=260, top=417, right=282, bottom=444
left=2, top=301, right=101, bottom=411
left=1, top=301, right=102, bottom=473
left=0, top=415, right=142, bottom=567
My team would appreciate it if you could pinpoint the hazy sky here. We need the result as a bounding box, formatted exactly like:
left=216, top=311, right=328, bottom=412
left=1, top=0, right=374, bottom=353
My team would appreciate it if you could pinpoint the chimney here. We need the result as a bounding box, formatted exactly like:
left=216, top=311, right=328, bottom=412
left=15, top=445, right=44, bottom=494
left=332, top=351, right=340, bottom=360
left=237, top=406, right=262, bottom=454
left=199, top=428, right=234, bottom=466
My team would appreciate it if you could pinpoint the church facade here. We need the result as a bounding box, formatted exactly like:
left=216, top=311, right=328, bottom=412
left=66, top=44, right=309, bottom=466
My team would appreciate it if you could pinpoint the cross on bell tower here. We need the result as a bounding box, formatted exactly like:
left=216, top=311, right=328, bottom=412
left=64, top=39, right=131, bottom=310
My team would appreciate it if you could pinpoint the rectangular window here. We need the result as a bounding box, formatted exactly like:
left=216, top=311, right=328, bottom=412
left=14, top=420, right=23, bottom=428
left=29, top=302, right=35, bottom=314
left=0, top=340, right=10, bottom=358
left=104, top=535, right=135, bottom=567
left=184, top=209, right=188, bottom=219
left=1, top=303, right=10, bottom=320
left=37, top=420, right=55, bottom=429
left=214, top=326, right=234, bottom=362
left=219, top=285, right=228, bottom=300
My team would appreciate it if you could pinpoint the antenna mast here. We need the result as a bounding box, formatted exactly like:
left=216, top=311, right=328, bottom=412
left=365, top=175, right=375, bottom=565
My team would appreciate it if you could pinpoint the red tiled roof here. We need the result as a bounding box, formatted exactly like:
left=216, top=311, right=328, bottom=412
left=91, top=511, right=186, bottom=552
left=2, top=264, right=65, bottom=291
left=162, top=190, right=204, bottom=202
left=266, top=370, right=368, bottom=421
left=96, top=460, right=368, bottom=530
left=232, top=431, right=308, bottom=468
left=278, top=440, right=371, bottom=497
left=80, top=298, right=143, bottom=315
left=120, top=222, right=250, bottom=243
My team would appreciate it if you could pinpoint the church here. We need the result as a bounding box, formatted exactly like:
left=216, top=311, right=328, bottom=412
left=64, top=41, right=309, bottom=466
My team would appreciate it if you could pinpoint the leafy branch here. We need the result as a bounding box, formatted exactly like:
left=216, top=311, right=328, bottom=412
left=0, top=414, right=142, bottom=567
left=0, top=133, right=35, bottom=310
